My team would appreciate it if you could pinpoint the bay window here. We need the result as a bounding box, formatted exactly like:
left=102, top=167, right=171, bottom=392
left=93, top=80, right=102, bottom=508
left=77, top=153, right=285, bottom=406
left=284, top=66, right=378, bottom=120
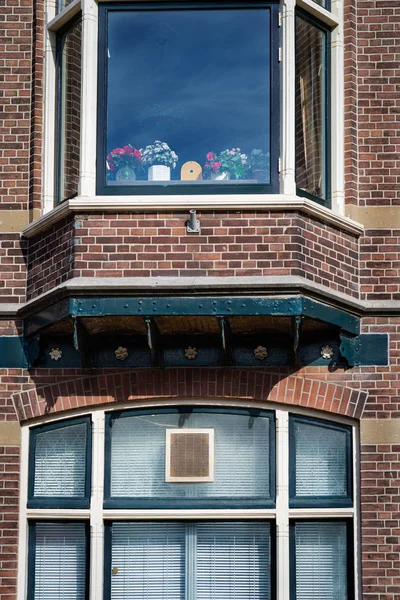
left=21, top=406, right=358, bottom=600
left=44, top=0, right=344, bottom=211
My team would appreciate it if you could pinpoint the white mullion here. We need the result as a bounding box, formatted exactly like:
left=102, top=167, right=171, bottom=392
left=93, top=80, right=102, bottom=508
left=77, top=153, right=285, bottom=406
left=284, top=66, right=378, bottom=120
left=102, top=509, right=276, bottom=520
left=289, top=507, right=355, bottom=519
left=280, top=0, right=296, bottom=196
left=330, top=0, right=345, bottom=215
left=43, top=27, right=57, bottom=214
left=79, top=0, right=98, bottom=197
left=17, top=427, right=29, bottom=600
left=90, top=411, right=105, bottom=600
left=27, top=508, right=90, bottom=519
left=275, top=410, right=290, bottom=600
left=353, top=425, right=361, bottom=600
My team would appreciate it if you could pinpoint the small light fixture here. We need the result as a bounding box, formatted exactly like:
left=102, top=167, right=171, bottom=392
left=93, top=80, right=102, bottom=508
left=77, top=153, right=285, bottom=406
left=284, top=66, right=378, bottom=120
left=186, top=209, right=200, bottom=233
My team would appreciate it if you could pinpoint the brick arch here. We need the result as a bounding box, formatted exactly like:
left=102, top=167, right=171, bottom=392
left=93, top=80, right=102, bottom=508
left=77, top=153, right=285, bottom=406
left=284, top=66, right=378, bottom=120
left=12, top=369, right=368, bottom=422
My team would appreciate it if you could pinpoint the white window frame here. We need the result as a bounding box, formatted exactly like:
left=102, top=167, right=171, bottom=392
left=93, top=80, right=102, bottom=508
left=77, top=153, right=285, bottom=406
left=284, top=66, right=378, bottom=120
left=17, top=399, right=360, bottom=600
left=42, top=0, right=344, bottom=216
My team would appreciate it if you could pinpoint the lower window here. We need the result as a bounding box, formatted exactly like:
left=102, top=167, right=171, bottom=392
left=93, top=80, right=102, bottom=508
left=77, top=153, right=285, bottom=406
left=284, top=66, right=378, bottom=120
left=24, top=408, right=356, bottom=600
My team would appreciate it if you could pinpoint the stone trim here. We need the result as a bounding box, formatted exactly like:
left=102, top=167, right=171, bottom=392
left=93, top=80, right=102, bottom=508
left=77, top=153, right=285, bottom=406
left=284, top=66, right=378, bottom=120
left=346, top=205, right=400, bottom=229
left=0, top=422, right=20, bottom=445
left=23, top=196, right=364, bottom=239
left=360, top=419, right=400, bottom=444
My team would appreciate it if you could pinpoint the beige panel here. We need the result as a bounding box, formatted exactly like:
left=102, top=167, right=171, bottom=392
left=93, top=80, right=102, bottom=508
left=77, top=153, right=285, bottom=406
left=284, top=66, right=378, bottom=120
left=346, top=205, right=400, bottom=229
left=0, top=422, right=21, bottom=445
left=0, top=211, right=29, bottom=233
left=360, top=419, right=400, bottom=444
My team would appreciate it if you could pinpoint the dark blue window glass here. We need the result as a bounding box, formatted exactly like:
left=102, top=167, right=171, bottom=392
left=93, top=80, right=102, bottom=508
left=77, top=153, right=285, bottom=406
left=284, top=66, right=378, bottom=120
left=99, top=5, right=275, bottom=192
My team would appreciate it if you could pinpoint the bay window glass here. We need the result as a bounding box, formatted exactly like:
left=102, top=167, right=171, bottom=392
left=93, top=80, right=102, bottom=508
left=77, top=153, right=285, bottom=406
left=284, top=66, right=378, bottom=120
left=97, top=3, right=279, bottom=194
left=295, top=13, right=329, bottom=204
left=56, top=17, right=82, bottom=203
left=28, top=417, right=91, bottom=508
left=29, top=522, right=88, bottom=600
left=293, top=521, right=348, bottom=600
left=289, top=416, right=352, bottom=507
left=105, top=408, right=274, bottom=507
left=108, top=521, right=271, bottom=600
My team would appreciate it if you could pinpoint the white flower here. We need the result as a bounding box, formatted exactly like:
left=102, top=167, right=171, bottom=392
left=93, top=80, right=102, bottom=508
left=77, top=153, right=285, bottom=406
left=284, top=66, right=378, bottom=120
left=49, top=348, right=62, bottom=361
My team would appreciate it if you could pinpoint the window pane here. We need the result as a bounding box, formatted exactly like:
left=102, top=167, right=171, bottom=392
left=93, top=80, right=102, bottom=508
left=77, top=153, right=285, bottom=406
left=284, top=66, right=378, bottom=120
left=33, top=422, right=87, bottom=498
left=196, top=522, right=271, bottom=600
left=103, top=7, right=271, bottom=188
left=57, top=18, right=82, bottom=202
left=294, top=522, right=347, bottom=600
left=109, top=522, right=270, bottom=600
left=109, top=411, right=271, bottom=501
left=110, top=522, right=186, bottom=600
left=33, top=522, right=87, bottom=600
left=295, top=15, right=327, bottom=200
left=292, top=419, right=349, bottom=499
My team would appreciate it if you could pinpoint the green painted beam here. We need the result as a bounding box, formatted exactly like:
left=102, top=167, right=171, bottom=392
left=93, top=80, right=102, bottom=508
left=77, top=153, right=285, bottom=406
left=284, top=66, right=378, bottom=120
left=24, top=295, right=360, bottom=337
left=0, top=337, right=27, bottom=368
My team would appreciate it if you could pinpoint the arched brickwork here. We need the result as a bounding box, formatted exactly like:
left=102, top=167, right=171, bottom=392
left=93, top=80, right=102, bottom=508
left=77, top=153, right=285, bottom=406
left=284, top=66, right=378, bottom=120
left=11, top=369, right=368, bottom=422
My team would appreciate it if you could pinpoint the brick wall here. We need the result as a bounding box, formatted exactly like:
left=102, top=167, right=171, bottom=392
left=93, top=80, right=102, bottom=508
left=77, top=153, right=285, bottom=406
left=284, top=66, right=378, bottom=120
left=26, top=216, right=75, bottom=300
left=0, top=0, right=33, bottom=211
left=357, top=0, right=400, bottom=207
left=360, top=229, right=400, bottom=301
left=360, top=443, right=400, bottom=599
left=0, top=235, right=27, bottom=304
left=26, top=211, right=360, bottom=299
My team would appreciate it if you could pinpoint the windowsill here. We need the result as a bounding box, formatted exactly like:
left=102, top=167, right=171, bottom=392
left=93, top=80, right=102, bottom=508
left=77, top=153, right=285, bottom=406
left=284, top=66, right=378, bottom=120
left=23, top=194, right=364, bottom=239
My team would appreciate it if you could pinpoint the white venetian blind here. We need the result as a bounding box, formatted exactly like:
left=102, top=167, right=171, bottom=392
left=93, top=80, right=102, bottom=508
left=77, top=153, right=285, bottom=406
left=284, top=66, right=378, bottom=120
left=110, top=522, right=186, bottom=600
left=294, top=421, right=348, bottom=497
left=34, top=522, right=87, bottom=600
left=196, top=521, right=271, bottom=600
left=294, top=522, right=347, bottom=600
left=34, top=422, right=87, bottom=497
left=110, top=411, right=270, bottom=499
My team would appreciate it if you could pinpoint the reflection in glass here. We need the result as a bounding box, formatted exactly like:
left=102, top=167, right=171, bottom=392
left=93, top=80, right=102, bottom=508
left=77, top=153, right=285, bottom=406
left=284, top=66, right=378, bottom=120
left=57, top=18, right=82, bottom=202
left=295, top=15, right=327, bottom=200
left=104, top=8, right=271, bottom=187
left=58, top=0, right=75, bottom=12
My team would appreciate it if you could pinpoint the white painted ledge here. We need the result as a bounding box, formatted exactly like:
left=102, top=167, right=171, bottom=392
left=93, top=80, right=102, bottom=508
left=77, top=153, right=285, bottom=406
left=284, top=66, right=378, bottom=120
left=21, top=194, right=364, bottom=238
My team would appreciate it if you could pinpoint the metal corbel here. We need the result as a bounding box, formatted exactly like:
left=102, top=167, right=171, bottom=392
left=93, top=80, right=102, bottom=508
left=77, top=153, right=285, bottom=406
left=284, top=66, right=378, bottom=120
left=218, top=317, right=231, bottom=366
left=145, top=318, right=161, bottom=367
left=73, top=317, right=91, bottom=367
left=292, top=315, right=303, bottom=365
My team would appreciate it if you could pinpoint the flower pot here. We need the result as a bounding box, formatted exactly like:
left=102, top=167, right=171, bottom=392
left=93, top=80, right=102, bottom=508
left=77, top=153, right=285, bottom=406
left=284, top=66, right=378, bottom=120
left=148, top=165, right=171, bottom=181
left=116, top=166, right=136, bottom=182
left=210, top=171, right=231, bottom=181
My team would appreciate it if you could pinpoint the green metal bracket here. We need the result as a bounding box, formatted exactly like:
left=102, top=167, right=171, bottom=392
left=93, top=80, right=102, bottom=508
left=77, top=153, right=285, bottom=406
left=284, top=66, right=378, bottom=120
left=0, top=337, right=28, bottom=368
left=339, top=333, right=388, bottom=367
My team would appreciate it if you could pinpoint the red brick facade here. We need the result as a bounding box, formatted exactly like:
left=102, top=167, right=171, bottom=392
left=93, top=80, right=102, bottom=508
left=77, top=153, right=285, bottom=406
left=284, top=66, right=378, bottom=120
left=1, top=0, right=400, bottom=599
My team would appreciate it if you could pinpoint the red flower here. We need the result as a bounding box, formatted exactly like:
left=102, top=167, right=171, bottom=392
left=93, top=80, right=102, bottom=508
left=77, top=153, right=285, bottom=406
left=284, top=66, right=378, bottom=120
left=123, top=145, right=134, bottom=155
left=114, top=148, right=125, bottom=155
left=206, top=152, right=214, bottom=161
left=134, top=149, right=142, bottom=159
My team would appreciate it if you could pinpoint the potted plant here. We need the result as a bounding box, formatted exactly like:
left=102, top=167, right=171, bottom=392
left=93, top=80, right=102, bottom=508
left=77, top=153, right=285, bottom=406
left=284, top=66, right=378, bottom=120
left=106, top=145, right=142, bottom=182
left=140, top=141, right=178, bottom=181
left=204, top=148, right=248, bottom=180
left=249, top=148, right=270, bottom=182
